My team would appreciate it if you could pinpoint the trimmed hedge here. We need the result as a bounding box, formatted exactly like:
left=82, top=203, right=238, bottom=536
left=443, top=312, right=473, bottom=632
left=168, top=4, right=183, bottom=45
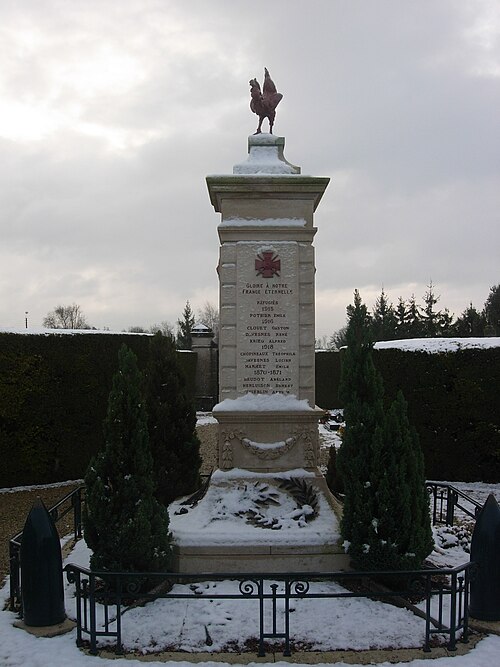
left=315, top=350, right=342, bottom=409
left=373, top=348, right=500, bottom=482
left=316, top=346, right=500, bottom=482
left=0, top=333, right=196, bottom=488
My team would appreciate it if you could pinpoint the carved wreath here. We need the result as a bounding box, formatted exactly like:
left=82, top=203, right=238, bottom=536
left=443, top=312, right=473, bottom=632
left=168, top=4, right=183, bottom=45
left=241, top=477, right=320, bottom=529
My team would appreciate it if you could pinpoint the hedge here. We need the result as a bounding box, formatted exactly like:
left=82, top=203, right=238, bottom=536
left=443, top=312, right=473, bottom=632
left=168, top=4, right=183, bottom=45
left=316, top=346, right=500, bottom=482
left=373, top=347, right=500, bottom=482
left=2, top=333, right=498, bottom=486
left=315, top=350, right=342, bottom=409
left=0, top=332, right=196, bottom=488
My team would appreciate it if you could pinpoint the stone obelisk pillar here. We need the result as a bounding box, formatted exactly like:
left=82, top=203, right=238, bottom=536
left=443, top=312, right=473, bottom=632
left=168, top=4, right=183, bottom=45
left=207, top=134, right=329, bottom=472
left=169, top=134, right=347, bottom=574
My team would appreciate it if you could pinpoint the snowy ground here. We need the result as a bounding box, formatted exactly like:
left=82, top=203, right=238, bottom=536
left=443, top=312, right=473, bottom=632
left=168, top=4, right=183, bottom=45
left=2, top=413, right=500, bottom=666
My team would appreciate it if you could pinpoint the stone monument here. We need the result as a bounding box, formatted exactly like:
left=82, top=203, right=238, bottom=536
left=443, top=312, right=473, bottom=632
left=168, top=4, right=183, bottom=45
left=170, top=74, right=347, bottom=573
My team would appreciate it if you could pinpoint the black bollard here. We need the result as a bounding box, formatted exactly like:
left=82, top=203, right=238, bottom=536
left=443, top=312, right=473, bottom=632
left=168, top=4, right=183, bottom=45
left=469, top=493, right=500, bottom=621
left=20, top=499, right=66, bottom=626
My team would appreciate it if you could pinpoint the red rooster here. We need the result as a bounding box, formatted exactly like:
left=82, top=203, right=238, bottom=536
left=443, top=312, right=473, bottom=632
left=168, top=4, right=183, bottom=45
left=249, top=68, right=283, bottom=134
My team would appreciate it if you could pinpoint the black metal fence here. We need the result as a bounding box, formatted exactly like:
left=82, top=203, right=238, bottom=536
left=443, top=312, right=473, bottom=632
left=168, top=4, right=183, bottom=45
left=8, top=485, right=84, bottom=611
left=64, top=563, right=473, bottom=657
left=8, top=481, right=477, bottom=614
left=426, top=482, right=482, bottom=526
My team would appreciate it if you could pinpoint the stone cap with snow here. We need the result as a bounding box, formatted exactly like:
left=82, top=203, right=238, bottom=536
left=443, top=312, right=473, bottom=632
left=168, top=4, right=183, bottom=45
left=191, top=322, right=213, bottom=335
left=233, top=134, right=300, bottom=175
left=213, top=392, right=314, bottom=412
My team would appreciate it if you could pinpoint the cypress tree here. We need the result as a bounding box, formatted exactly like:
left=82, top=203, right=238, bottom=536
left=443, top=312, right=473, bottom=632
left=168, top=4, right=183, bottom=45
left=371, top=288, right=397, bottom=342
left=484, top=284, right=500, bottom=335
left=176, top=301, right=195, bottom=350
left=337, top=291, right=433, bottom=571
left=349, top=391, right=433, bottom=570
left=144, top=332, right=201, bottom=505
left=336, top=290, right=384, bottom=545
left=83, top=345, right=171, bottom=573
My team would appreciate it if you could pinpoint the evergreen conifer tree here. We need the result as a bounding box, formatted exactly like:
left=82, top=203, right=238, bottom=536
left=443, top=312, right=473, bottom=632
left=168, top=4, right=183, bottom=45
left=484, top=284, right=500, bottom=335
left=406, top=294, right=423, bottom=338
left=395, top=297, right=408, bottom=338
left=349, top=391, right=433, bottom=570
left=337, top=291, right=433, bottom=571
left=336, top=290, right=384, bottom=544
left=325, top=444, right=343, bottom=495
left=176, top=301, right=195, bottom=350
left=145, top=332, right=201, bottom=505
left=453, top=303, right=486, bottom=337
left=84, top=345, right=171, bottom=573
left=371, top=288, right=397, bottom=341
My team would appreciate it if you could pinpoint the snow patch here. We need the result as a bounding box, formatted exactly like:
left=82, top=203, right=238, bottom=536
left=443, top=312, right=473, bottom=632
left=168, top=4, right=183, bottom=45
left=213, top=392, right=312, bottom=412
left=220, top=217, right=307, bottom=227
left=374, top=337, right=500, bottom=353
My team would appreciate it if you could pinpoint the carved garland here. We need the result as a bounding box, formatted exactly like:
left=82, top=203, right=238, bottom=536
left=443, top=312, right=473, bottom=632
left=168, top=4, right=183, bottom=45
left=220, top=428, right=319, bottom=468
left=241, top=435, right=296, bottom=460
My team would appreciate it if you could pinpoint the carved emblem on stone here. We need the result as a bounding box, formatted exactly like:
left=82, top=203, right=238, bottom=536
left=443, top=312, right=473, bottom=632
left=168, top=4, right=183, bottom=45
left=241, top=435, right=297, bottom=460
left=255, top=250, right=280, bottom=278
left=220, top=430, right=245, bottom=470
left=291, top=426, right=318, bottom=467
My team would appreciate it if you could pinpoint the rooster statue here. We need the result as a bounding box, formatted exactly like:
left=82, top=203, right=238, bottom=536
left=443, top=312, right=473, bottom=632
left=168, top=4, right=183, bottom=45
left=249, top=68, right=283, bottom=134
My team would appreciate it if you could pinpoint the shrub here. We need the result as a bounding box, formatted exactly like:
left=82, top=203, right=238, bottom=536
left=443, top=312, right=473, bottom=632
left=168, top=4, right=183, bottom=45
left=337, top=291, right=433, bottom=571
left=144, top=332, right=202, bottom=505
left=84, top=345, right=171, bottom=573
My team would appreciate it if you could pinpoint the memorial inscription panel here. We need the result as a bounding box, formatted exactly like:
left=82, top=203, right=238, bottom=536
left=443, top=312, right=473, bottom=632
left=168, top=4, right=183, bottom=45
left=236, top=241, right=299, bottom=395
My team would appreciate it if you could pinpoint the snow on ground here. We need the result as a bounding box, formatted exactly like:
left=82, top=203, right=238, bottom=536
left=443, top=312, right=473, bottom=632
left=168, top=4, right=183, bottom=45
left=374, top=337, right=500, bottom=353
left=2, top=536, right=500, bottom=667
left=0, top=327, right=151, bottom=336
left=0, top=479, right=83, bottom=494
left=3, top=460, right=500, bottom=665
left=3, top=482, right=500, bottom=665
left=318, top=409, right=344, bottom=450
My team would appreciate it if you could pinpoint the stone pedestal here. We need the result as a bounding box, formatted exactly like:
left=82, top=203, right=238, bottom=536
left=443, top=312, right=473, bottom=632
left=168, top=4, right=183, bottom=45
left=170, top=134, right=348, bottom=573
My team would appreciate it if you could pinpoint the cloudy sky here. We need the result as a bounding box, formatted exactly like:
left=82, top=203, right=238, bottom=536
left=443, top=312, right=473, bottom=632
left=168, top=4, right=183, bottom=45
left=1, top=0, right=499, bottom=338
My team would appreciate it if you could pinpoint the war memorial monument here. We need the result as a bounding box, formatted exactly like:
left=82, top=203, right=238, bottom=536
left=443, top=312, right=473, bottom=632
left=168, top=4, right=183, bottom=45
left=171, top=70, right=348, bottom=573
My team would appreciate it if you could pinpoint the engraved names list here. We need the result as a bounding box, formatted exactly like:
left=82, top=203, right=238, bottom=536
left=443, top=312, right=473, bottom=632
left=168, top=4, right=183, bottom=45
left=236, top=242, right=299, bottom=395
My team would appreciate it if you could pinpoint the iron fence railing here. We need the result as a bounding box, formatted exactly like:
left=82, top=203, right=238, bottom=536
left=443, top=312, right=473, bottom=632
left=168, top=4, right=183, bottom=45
left=8, top=485, right=84, bottom=611
left=8, top=480, right=480, bottom=612
left=426, top=482, right=482, bottom=527
left=64, top=562, right=473, bottom=657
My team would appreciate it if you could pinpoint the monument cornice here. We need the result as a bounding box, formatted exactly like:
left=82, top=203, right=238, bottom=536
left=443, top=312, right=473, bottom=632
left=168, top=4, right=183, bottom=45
left=206, top=175, right=330, bottom=213
left=217, top=226, right=318, bottom=243
left=214, top=407, right=325, bottom=424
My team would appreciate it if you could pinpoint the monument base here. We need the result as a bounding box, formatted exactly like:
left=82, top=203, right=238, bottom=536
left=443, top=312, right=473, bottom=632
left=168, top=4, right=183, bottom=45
left=170, top=468, right=349, bottom=574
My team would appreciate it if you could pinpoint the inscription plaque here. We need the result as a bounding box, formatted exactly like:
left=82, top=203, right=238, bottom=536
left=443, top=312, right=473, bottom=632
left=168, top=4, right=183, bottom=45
left=236, top=242, right=299, bottom=395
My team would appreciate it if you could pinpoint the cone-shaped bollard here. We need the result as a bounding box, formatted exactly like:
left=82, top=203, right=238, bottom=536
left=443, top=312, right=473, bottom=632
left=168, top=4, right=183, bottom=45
left=470, top=493, right=500, bottom=621
left=20, top=499, right=66, bottom=626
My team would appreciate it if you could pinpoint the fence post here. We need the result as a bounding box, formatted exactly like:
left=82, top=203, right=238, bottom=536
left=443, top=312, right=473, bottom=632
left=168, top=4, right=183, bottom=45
left=9, top=541, right=20, bottom=611
left=469, top=493, right=500, bottom=621
left=446, top=487, right=456, bottom=526
left=448, top=571, right=457, bottom=651
left=72, top=487, right=83, bottom=539
left=20, top=499, right=66, bottom=626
